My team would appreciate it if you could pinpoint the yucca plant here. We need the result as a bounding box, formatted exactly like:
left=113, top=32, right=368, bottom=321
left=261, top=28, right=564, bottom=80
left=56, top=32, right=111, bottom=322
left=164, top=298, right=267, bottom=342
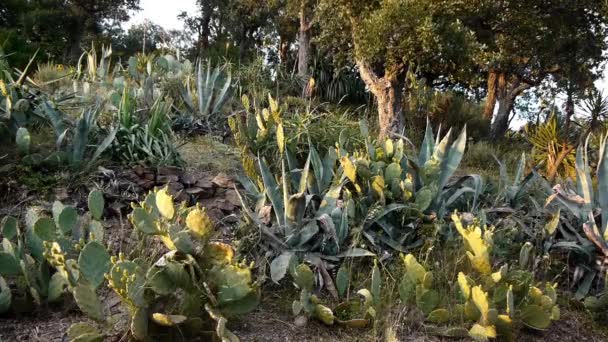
left=76, top=44, right=114, bottom=82
left=112, top=91, right=182, bottom=166
left=525, top=114, right=576, bottom=180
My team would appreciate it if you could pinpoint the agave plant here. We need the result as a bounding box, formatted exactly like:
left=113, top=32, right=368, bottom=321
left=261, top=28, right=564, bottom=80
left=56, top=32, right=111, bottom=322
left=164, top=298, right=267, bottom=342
left=492, top=153, right=544, bottom=208
left=237, top=141, right=365, bottom=285
left=547, top=135, right=608, bottom=298
left=336, top=120, right=482, bottom=252
left=175, top=59, right=232, bottom=132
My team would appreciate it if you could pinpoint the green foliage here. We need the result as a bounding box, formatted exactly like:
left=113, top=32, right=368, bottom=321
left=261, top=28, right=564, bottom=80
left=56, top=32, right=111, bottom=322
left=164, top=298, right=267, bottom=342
left=399, top=254, right=441, bottom=317
left=111, top=92, right=183, bottom=167
left=291, top=261, right=380, bottom=328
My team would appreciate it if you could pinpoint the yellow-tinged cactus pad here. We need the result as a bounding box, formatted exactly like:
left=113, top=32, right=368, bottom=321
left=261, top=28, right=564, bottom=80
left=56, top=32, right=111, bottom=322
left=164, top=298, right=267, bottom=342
left=453, top=213, right=492, bottom=274
left=156, top=188, right=175, bottom=219
left=152, top=313, right=187, bottom=326
left=186, top=207, right=213, bottom=240
left=471, top=286, right=490, bottom=324
left=469, top=323, right=497, bottom=341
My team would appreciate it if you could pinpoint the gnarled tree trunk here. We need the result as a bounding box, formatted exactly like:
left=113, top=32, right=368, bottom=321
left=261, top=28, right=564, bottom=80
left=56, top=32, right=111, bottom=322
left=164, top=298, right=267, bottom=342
left=489, top=73, right=531, bottom=139
left=357, top=61, right=405, bottom=140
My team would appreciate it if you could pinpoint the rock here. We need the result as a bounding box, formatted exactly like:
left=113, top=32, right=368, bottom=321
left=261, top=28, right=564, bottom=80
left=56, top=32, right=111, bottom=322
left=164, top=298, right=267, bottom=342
left=181, top=173, right=197, bottom=185
left=212, top=173, right=235, bottom=188
left=157, top=166, right=182, bottom=176
left=133, top=165, right=145, bottom=176
left=207, top=208, right=224, bottom=222
left=175, top=191, right=189, bottom=203
left=185, top=187, right=205, bottom=195
left=224, top=214, right=239, bottom=224
left=137, top=179, right=155, bottom=190
left=215, top=199, right=237, bottom=213
left=143, top=172, right=155, bottom=181
left=167, top=182, right=185, bottom=195
left=294, top=315, right=308, bottom=327
left=195, top=179, right=215, bottom=198
left=224, top=189, right=242, bottom=207
left=157, top=174, right=180, bottom=184
left=198, top=198, right=218, bottom=210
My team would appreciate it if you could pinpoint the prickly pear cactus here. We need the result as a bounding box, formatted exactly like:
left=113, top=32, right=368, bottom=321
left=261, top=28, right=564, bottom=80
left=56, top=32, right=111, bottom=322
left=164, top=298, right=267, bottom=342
left=399, top=254, right=441, bottom=317
left=119, top=188, right=258, bottom=340
left=450, top=213, right=560, bottom=340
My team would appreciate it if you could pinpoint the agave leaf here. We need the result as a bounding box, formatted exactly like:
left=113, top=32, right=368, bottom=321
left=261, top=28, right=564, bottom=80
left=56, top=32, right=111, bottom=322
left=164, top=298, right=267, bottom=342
left=212, top=66, right=232, bottom=115
left=258, top=157, right=285, bottom=226
left=575, top=143, right=594, bottom=206
left=437, top=126, right=466, bottom=199
left=514, top=152, right=526, bottom=186
left=431, top=128, right=452, bottom=165
left=89, top=126, right=118, bottom=165
left=418, top=119, right=435, bottom=166
left=270, top=252, right=293, bottom=284
left=598, top=136, right=608, bottom=238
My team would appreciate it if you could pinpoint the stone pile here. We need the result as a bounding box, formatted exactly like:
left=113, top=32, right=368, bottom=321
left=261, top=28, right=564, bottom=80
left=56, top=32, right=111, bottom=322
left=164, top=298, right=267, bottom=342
left=121, top=166, right=242, bottom=222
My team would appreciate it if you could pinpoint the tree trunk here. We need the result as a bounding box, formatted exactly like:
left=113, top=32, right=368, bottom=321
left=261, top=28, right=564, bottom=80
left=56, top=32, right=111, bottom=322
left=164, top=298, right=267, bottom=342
left=489, top=74, right=531, bottom=139
left=483, top=70, right=498, bottom=119
left=66, top=17, right=86, bottom=63
left=356, top=61, right=404, bottom=140
left=489, top=95, right=514, bottom=139
left=200, top=9, right=212, bottom=50
left=279, top=36, right=289, bottom=64
left=375, top=80, right=404, bottom=140
left=297, top=2, right=311, bottom=78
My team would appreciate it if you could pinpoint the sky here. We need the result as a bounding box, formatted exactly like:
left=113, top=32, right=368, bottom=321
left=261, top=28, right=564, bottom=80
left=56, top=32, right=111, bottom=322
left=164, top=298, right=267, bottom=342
left=126, top=0, right=198, bottom=31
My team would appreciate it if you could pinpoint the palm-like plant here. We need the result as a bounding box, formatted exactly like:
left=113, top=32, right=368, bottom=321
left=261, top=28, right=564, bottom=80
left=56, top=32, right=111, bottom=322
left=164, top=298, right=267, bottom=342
left=579, top=88, right=608, bottom=133
left=525, top=114, right=576, bottom=180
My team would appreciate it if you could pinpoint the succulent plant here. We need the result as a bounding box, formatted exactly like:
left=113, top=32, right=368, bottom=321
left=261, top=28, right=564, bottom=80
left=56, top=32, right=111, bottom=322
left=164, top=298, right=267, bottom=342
left=545, top=135, right=608, bottom=299
left=121, top=187, right=259, bottom=340
left=399, top=254, right=442, bottom=318
left=451, top=212, right=559, bottom=340
left=0, top=189, right=109, bottom=316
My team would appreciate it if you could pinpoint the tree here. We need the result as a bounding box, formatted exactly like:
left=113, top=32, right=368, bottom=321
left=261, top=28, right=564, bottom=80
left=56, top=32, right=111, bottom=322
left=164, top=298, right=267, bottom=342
left=62, top=0, right=141, bottom=61
left=108, top=21, right=171, bottom=58
left=466, top=0, right=608, bottom=139
left=0, top=0, right=140, bottom=64
left=317, top=0, right=476, bottom=139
